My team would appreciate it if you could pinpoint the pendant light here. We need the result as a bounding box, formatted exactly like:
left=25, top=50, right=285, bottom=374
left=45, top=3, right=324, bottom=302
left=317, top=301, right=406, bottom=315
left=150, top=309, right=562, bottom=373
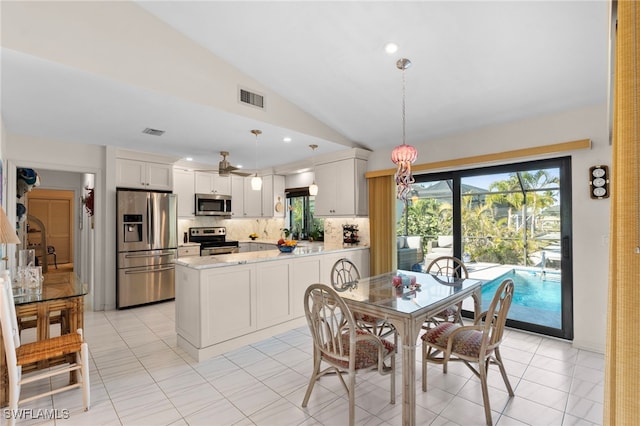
left=308, top=144, right=318, bottom=196
left=250, top=129, right=262, bottom=191
left=391, top=58, right=418, bottom=201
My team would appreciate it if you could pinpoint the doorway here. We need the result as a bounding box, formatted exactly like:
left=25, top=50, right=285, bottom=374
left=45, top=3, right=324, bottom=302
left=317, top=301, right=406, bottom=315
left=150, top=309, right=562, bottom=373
left=397, top=157, right=573, bottom=340
left=26, top=188, right=74, bottom=272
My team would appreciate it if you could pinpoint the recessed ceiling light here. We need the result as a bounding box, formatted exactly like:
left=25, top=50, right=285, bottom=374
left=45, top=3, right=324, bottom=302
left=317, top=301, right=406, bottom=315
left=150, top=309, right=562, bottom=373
left=384, top=42, right=398, bottom=54
left=185, top=157, right=193, bottom=162
left=283, top=137, right=292, bottom=143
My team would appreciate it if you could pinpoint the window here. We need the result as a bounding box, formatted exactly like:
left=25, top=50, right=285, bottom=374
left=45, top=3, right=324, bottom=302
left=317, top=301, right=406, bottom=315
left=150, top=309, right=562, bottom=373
left=396, top=157, right=573, bottom=339
left=285, top=188, right=324, bottom=241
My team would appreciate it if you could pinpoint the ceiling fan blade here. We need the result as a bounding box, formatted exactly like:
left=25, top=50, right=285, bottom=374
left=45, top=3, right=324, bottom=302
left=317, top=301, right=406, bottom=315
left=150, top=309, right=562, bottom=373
left=230, top=170, right=252, bottom=177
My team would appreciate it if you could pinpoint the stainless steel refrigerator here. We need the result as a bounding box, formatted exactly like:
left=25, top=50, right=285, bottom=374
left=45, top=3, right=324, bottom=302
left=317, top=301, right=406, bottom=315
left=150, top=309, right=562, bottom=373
left=116, top=189, right=177, bottom=309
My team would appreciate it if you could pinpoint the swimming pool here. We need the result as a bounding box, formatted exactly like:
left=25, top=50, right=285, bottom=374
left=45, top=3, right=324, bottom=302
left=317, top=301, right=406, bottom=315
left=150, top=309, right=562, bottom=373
left=480, top=269, right=561, bottom=329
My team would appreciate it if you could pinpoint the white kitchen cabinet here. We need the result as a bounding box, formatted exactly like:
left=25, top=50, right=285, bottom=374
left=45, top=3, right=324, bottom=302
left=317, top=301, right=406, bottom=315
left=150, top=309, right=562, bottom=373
left=230, top=174, right=285, bottom=218
left=262, top=175, right=286, bottom=218
left=116, top=159, right=173, bottom=191
left=177, top=245, right=200, bottom=257
left=257, top=260, right=293, bottom=328
left=314, top=158, right=368, bottom=217
left=231, top=175, right=245, bottom=218
left=292, top=256, right=322, bottom=318
left=230, top=175, right=261, bottom=218
left=173, top=169, right=195, bottom=217
left=201, top=264, right=257, bottom=346
left=243, top=177, right=263, bottom=217
left=175, top=247, right=369, bottom=360
left=194, top=171, right=230, bottom=195
left=239, top=242, right=277, bottom=252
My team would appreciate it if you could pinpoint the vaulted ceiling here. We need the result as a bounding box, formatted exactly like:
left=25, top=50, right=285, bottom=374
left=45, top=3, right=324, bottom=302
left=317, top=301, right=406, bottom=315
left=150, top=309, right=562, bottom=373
left=1, top=1, right=610, bottom=171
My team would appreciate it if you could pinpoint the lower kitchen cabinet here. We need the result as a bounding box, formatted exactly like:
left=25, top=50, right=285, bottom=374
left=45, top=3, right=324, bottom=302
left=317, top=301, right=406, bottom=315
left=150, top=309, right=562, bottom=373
left=292, top=257, right=322, bottom=318
left=257, top=261, right=292, bottom=328
left=175, top=247, right=369, bottom=361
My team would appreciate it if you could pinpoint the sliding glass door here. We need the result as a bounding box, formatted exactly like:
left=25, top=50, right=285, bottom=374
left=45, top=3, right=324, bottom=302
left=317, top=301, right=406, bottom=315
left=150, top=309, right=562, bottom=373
left=397, top=157, right=573, bottom=339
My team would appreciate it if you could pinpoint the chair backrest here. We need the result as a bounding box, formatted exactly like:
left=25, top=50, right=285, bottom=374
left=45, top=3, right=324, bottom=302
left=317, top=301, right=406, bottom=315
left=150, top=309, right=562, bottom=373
left=0, top=277, right=20, bottom=373
left=426, top=256, right=469, bottom=279
left=479, top=278, right=514, bottom=352
left=330, top=258, right=360, bottom=291
left=304, top=283, right=357, bottom=366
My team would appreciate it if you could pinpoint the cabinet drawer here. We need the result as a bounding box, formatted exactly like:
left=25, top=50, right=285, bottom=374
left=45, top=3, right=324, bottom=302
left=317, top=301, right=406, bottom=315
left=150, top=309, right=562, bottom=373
left=178, top=246, right=200, bottom=257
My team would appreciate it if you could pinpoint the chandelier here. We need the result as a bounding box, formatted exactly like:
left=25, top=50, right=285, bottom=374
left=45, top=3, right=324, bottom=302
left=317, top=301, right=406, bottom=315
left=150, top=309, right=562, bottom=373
left=391, top=58, right=417, bottom=201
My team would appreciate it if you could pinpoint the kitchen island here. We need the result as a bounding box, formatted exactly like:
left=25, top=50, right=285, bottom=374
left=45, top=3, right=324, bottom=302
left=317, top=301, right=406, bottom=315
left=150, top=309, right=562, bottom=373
left=174, top=244, right=369, bottom=361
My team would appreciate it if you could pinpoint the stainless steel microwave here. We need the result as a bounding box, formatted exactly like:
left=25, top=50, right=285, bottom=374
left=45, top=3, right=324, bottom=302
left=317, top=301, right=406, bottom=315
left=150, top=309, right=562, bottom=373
left=195, top=193, right=232, bottom=216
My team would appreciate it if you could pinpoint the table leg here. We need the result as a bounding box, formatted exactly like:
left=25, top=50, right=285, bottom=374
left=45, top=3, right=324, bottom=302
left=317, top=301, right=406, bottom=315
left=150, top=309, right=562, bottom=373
left=388, top=316, right=424, bottom=426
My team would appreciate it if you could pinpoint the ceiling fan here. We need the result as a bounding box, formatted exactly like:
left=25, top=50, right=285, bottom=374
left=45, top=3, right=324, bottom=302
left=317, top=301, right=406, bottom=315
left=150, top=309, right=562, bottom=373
left=217, top=151, right=252, bottom=177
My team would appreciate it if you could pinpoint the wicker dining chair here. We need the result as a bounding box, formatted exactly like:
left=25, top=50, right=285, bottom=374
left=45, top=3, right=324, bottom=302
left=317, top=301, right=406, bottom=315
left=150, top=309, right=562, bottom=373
left=424, top=255, right=469, bottom=327
left=302, top=283, right=395, bottom=426
left=330, top=258, right=397, bottom=345
left=0, top=277, right=90, bottom=426
left=421, top=278, right=515, bottom=426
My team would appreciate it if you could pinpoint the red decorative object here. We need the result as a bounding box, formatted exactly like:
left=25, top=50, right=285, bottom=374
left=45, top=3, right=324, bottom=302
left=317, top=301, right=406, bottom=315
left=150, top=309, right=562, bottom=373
left=391, top=58, right=418, bottom=201
left=83, top=187, right=94, bottom=217
left=392, top=143, right=417, bottom=201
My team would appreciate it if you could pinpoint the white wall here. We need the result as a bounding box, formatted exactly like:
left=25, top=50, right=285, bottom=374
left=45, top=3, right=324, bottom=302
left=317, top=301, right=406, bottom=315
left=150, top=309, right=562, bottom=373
left=5, top=134, right=112, bottom=311
left=369, top=103, right=611, bottom=352
left=2, top=103, right=612, bottom=352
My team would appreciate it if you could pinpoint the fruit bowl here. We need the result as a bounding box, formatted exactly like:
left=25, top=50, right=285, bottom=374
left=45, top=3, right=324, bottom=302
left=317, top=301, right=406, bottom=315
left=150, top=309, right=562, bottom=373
left=277, top=240, right=297, bottom=253
left=277, top=244, right=297, bottom=253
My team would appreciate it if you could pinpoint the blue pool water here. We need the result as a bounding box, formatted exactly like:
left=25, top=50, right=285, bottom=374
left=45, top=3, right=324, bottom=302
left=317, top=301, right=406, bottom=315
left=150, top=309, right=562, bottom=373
left=481, top=269, right=561, bottom=329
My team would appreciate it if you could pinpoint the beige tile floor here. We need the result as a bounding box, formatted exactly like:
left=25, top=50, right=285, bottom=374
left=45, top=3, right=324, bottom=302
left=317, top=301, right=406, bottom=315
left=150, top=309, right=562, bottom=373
left=9, top=301, right=603, bottom=425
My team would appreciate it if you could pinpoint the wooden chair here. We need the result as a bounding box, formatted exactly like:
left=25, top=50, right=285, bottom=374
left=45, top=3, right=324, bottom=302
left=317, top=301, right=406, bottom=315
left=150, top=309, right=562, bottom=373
left=425, top=256, right=469, bottom=326
left=330, top=258, right=397, bottom=345
left=0, top=277, right=90, bottom=426
left=421, top=278, right=515, bottom=425
left=302, top=283, right=395, bottom=426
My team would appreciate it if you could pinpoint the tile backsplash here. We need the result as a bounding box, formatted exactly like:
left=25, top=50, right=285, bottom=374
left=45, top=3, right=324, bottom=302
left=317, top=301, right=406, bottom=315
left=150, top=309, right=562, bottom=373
left=178, top=216, right=369, bottom=246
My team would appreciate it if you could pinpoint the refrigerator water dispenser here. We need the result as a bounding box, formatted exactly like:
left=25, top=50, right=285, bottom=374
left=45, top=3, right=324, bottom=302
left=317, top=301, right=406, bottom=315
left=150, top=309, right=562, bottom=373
left=122, top=214, right=143, bottom=243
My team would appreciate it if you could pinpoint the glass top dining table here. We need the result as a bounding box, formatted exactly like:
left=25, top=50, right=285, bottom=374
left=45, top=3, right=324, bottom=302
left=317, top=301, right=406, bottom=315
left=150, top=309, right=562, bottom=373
left=13, top=271, right=88, bottom=305
left=2, top=271, right=89, bottom=407
left=338, top=270, right=483, bottom=426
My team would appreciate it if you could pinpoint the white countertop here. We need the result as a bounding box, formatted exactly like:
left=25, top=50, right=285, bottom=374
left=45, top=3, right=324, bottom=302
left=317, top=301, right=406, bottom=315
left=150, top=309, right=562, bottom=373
left=178, top=242, right=201, bottom=247
left=174, top=242, right=368, bottom=269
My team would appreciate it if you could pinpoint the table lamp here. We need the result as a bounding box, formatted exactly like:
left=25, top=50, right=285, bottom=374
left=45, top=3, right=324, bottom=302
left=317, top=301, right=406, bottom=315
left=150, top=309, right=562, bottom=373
left=0, top=205, right=21, bottom=271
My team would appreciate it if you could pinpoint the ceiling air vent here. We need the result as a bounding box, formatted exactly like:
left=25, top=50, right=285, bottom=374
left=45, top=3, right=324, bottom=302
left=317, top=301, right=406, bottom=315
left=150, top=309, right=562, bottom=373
left=142, top=128, right=165, bottom=136
left=239, top=88, right=265, bottom=109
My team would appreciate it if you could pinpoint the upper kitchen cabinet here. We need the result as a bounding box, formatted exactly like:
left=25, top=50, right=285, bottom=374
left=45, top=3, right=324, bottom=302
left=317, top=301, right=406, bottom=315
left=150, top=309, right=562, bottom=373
left=314, top=154, right=368, bottom=217
left=173, top=169, right=195, bottom=217
left=231, top=175, right=245, bottom=218
left=116, top=159, right=173, bottom=191
left=243, top=177, right=262, bottom=217
left=231, top=174, right=285, bottom=218
left=194, top=172, right=231, bottom=196
left=261, top=175, right=285, bottom=218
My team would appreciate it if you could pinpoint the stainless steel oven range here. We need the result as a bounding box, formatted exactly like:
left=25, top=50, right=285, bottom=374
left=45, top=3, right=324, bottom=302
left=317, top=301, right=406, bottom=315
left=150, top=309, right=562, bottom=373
left=188, top=227, right=239, bottom=256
